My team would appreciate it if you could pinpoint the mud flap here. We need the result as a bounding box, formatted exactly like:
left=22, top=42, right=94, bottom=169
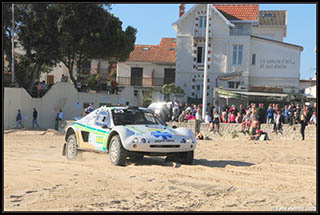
left=62, top=143, right=66, bottom=156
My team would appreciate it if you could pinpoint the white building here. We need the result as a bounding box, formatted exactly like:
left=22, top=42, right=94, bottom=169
left=172, top=4, right=303, bottom=104
left=117, top=38, right=176, bottom=102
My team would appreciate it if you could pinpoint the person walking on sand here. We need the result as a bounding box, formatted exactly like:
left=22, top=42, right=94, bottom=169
left=55, top=112, right=59, bottom=130
left=32, top=108, right=39, bottom=128
left=16, top=109, right=24, bottom=129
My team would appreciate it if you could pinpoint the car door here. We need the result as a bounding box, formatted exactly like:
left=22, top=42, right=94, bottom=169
left=87, top=110, right=111, bottom=151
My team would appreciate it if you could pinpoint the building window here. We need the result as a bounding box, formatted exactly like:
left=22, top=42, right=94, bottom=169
left=131, top=67, right=143, bottom=86
left=228, top=81, right=235, bottom=89
left=192, top=85, right=195, bottom=89
left=263, top=13, right=273, bottom=17
left=199, top=16, right=206, bottom=28
left=228, top=81, right=240, bottom=89
left=232, top=45, right=243, bottom=65
left=192, top=92, right=195, bottom=96
left=197, top=46, right=205, bottom=63
left=197, top=85, right=200, bottom=90
left=252, top=54, right=256, bottom=65
left=164, top=68, right=175, bottom=84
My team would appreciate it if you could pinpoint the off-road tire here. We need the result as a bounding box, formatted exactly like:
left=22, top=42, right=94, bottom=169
left=109, top=135, right=127, bottom=166
left=178, top=150, right=194, bottom=165
left=66, top=134, right=78, bottom=160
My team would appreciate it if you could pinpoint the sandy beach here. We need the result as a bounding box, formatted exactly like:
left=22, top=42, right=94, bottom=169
left=3, top=129, right=316, bottom=211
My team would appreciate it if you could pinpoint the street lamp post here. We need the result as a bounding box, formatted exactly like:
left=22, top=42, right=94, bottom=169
left=202, top=4, right=210, bottom=120
left=11, top=3, right=15, bottom=85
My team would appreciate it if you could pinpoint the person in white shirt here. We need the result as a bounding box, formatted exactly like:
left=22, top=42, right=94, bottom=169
left=309, top=111, right=317, bottom=125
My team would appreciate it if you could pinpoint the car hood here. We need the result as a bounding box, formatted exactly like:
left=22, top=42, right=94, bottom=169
left=119, top=124, right=184, bottom=140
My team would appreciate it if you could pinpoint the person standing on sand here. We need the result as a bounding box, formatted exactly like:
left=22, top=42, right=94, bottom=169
left=55, top=113, right=59, bottom=130
left=251, top=115, right=260, bottom=136
left=16, top=109, right=24, bottom=129
left=32, top=108, right=39, bottom=128
left=300, top=110, right=308, bottom=141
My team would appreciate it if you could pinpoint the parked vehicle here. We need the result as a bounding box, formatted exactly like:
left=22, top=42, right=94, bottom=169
left=63, top=106, right=197, bottom=166
left=147, top=102, right=172, bottom=122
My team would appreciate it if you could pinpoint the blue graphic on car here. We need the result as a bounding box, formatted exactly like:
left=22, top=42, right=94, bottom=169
left=150, top=131, right=173, bottom=140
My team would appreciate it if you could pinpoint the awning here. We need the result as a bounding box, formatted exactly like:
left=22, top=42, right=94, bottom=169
left=215, top=88, right=292, bottom=101
left=218, top=71, right=243, bottom=81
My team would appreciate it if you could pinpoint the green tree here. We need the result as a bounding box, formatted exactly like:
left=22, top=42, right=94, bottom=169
left=3, top=3, right=136, bottom=90
left=161, top=83, right=184, bottom=102
left=3, top=3, right=61, bottom=89
left=55, top=3, right=137, bottom=87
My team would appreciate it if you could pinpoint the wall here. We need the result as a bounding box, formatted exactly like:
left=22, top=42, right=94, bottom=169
left=252, top=25, right=285, bottom=41
left=4, top=82, right=138, bottom=129
left=168, top=121, right=317, bottom=141
left=249, top=37, right=302, bottom=93
left=40, top=62, right=76, bottom=84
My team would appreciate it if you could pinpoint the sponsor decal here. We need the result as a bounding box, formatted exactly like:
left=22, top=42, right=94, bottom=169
left=155, top=139, right=174, bottom=143
left=96, top=136, right=104, bottom=144
left=151, top=131, right=173, bottom=140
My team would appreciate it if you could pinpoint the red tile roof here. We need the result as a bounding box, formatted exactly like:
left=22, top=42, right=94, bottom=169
left=128, top=38, right=176, bottom=63
left=214, top=4, right=259, bottom=21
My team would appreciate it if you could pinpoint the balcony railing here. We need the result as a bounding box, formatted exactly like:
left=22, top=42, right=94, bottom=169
left=117, top=77, right=164, bottom=87
left=229, top=29, right=251, bottom=36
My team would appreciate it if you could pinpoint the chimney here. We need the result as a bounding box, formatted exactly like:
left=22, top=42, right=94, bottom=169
left=179, top=4, right=185, bottom=17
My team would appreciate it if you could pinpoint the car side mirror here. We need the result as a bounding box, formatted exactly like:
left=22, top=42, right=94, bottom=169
left=102, top=125, right=109, bottom=129
left=172, top=125, right=177, bottom=129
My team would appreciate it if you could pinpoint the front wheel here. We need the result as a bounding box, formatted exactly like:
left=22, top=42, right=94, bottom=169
left=109, top=135, right=127, bottom=166
left=66, top=134, right=78, bottom=160
left=177, top=151, right=194, bottom=165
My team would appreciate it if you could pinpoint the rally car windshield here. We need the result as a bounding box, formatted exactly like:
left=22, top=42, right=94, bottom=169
left=112, top=109, right=166, bottom=126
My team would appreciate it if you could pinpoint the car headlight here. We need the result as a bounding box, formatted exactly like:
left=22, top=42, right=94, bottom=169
left=155, top=109, right=161, bottom=114
left=132, top=137, right=139, bottom=143
left=181, top=138, right=192, bottom=143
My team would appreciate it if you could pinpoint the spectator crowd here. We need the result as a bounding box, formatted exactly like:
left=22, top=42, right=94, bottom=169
left=156, top=97, right=317, bottom=141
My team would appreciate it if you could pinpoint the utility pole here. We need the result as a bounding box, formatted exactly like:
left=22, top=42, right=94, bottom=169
left=202, top=4, right=210, bottom=120
left=11, top=3, right=15, bottom=85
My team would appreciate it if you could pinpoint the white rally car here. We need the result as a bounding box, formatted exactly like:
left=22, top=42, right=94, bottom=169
left=63, top=106, right=197, bottom=166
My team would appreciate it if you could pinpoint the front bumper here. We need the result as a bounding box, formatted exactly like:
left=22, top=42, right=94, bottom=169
left=124, top=141, right=196, bottom=153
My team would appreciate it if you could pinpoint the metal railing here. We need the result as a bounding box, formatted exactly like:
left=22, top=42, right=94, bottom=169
left=229, top=29, right=251, bottom=36
left=116, top=77, right=165, bottom=87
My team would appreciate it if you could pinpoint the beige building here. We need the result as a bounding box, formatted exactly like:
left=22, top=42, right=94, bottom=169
left=117, top=38, right=176, bottom=102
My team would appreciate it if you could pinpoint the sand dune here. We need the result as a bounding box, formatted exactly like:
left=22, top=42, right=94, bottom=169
left=3, top=129, right=316, bottom=211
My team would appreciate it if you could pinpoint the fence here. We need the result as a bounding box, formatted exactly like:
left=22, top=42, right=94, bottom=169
left=117, top=77, right=164, bottom=87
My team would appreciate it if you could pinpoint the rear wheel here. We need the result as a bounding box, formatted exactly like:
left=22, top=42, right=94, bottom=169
left=178, top=151, right=194, bottom=165
left=66, top=134, right=78, bottom=160
left=109, top=135, right=127, bottom=166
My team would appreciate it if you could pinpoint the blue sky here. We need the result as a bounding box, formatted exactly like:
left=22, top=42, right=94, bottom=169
left=111, top=4, right=316, bottom=80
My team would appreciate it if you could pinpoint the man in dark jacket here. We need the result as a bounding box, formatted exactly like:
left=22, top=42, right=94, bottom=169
left=32, top=108, right=39, bottom=128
